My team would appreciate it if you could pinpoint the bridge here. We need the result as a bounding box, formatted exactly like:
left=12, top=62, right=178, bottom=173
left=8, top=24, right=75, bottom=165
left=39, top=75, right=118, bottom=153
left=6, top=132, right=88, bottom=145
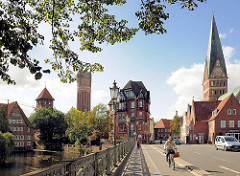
left=21, top=142, right=240, bottom=176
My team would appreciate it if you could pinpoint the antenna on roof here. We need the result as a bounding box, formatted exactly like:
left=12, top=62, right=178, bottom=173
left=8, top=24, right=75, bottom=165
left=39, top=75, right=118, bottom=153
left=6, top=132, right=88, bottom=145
left=193, top=96, right=194, bottom=100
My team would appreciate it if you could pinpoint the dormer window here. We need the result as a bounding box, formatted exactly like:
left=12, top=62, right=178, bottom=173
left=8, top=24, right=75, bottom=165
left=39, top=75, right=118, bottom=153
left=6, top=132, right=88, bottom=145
left=131, top=102, right=135, bottom=109
left=139, top=101, right=143, bottom=107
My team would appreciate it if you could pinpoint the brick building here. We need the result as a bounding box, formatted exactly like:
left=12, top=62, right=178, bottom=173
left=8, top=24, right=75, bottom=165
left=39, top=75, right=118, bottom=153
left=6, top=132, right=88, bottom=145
left=36, top=87, right=54, bottom=110
left=108, top=80, right=151, bottom=143
left=0, top=102, right=34, bottom=150
left=209, top=94, right=240, bottom=142
left=154, top=119, right=172, bottom=140
left=77, top=71, right=91, bottom=112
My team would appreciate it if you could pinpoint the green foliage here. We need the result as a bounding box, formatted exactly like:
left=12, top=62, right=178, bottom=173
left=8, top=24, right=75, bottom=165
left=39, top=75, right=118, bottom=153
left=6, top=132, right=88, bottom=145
left=65, top=104, right=112, bottom=149
left=0, top=0, right=205, bottom=84
left=0, top=132, right=15, bottom=165
left=170, top=115, right=182, bottom=137
left=29, top=107, right=66, bottom=150
left=0, top=105, right=9, bottom=133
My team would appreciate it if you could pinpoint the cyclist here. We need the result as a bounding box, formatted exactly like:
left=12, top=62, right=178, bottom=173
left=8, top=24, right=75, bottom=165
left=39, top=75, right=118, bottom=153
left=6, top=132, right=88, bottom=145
left=164, top=136, right=176, bottom=162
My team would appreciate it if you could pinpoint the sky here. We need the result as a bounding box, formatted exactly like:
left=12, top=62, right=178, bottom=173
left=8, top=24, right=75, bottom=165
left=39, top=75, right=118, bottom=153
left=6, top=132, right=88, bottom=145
left=1, top=0, right=240, bottom=122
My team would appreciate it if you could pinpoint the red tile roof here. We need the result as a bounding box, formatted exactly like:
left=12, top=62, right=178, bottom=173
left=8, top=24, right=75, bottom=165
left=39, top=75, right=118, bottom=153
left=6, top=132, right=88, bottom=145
left=0, top=101, right=33, bottom=127
left=193, top=100, right=221, bottom=121
left=36, top=87, right=54, bottom=100
left=154, top=119, right=172, bottom=129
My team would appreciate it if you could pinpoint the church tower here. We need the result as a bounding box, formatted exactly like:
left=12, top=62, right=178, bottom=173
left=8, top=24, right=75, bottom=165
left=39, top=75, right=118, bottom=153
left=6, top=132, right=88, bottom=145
left=36, top=87, right=54, bottom=110
left=77, top=71, right=91, bottom=112
left=203, top=14, right=228, bottom=101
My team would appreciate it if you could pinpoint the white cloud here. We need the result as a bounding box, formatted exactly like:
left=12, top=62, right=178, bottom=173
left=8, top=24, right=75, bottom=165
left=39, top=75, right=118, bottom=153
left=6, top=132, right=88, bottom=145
left=92, top=90, right=109, bottom=102
left=166, top=57, right=240, bottom=117
left=166, top=64, right=204, bottom=116
left=219, top=33, right=226, bottom=39
left=223, top=45, right=234, bottom=63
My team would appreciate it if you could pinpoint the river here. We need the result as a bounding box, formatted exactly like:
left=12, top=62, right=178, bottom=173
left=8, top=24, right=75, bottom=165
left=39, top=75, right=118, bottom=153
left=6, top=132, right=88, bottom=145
left=0, top=150, right=80, bottom=176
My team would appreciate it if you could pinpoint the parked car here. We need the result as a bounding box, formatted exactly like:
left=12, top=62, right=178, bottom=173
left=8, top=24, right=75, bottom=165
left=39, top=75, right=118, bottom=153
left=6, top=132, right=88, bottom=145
left=174, top=139, right=181, bottom=145
left=215, top=136, right=240, bottom=151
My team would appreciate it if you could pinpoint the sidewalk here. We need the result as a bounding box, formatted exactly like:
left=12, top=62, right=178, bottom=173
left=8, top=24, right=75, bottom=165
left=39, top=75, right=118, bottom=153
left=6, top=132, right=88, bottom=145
left=116, top=144, right=151, bottom=176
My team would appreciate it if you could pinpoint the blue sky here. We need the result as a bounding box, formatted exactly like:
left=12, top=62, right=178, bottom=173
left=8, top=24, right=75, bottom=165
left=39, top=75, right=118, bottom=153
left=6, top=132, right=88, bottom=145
left=1, top=0, right=240, bottom=122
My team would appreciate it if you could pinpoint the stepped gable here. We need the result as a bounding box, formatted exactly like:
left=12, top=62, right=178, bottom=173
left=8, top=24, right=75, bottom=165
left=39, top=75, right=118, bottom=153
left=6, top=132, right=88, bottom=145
left=36, top=87, right=54, bottom=100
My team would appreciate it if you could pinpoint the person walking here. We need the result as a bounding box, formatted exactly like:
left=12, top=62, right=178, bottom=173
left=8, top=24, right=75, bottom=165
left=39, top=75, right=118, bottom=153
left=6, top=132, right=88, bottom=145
left=137, top=139, right=140, bottom=149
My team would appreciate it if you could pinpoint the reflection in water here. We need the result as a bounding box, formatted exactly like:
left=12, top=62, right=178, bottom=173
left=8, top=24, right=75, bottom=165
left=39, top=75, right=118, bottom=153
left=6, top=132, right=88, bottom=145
left=0, top=150, right=80, bottom=176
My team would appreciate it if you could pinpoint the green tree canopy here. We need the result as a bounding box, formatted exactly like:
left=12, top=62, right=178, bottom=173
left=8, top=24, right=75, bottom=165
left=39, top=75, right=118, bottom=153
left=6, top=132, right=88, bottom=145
left=170, top=115, right=182, bottom=137
left=0, top=132, right=15, bottom=165
left=0, top=0, right=205, bottom=84
left=29, top=107, right=66, bottom=150
left=0, top=105, right=9, bottom=133
left=65, top=104, right=112, bottom=148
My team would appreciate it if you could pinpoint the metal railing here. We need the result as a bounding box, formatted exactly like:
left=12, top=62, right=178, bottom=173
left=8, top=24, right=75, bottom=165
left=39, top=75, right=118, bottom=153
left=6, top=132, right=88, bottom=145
left=21, top=140, right=134, bottom=176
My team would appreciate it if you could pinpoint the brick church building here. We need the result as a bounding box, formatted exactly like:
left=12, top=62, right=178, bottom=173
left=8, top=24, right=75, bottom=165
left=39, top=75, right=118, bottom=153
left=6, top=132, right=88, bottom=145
left=109, top=80, right=151, bottom=143
left=184, top=15, right=240, bottom=143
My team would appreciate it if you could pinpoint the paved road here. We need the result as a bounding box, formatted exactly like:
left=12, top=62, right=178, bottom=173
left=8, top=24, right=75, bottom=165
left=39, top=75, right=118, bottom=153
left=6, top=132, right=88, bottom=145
left=156, top=144, right=240, bottom=176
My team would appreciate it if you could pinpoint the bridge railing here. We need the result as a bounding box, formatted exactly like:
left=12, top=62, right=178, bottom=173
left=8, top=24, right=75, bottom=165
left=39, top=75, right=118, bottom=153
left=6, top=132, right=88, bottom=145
left=21, top=140, right=134, bottom=176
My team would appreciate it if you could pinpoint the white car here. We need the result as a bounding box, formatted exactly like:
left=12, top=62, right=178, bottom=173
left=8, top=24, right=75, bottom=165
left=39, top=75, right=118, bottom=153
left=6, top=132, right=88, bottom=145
left=215, top=136, right=240, bottom=151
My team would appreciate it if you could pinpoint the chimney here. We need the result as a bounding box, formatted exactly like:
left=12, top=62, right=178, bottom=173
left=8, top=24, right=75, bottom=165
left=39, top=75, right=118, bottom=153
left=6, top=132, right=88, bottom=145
left=175, top=111, right=178, bottom=116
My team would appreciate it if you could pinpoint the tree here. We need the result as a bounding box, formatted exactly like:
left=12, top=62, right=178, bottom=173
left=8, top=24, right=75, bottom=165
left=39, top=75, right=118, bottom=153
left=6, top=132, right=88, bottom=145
left=0, top=105, right=9, bottom=133
left=0, top=132, right=15, bottom=165
left=29, top=107, right=66, bottom=150
left=65, top=104, right=112, bottom=148
left=0, top=0, right=206, bottom=84
left=170, top=115, right=182, bottom=137
left=65, top=108, right=89, bottom=150
left=87, top=104, right=112, bottom=139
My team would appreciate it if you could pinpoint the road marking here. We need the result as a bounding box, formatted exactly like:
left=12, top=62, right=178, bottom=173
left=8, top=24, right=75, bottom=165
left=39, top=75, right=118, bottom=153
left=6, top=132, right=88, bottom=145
left=220, top=166, right=240, bottom=174
left=214, top=157, right=226, bottom=162
left=194, top=152, right=201, bottom=155
left=141, top=145, right=162, bottom=174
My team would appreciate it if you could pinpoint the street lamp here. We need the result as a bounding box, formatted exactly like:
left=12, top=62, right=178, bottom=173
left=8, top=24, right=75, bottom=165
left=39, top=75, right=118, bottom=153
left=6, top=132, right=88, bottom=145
left=109, top=80, right=119, bottom=146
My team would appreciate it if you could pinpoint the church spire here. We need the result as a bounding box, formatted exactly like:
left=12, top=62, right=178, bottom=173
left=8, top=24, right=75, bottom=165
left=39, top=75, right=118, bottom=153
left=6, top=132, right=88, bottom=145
left=206, top=14, right=227, bottom=78
left=203, top=14, right=228, bottom=101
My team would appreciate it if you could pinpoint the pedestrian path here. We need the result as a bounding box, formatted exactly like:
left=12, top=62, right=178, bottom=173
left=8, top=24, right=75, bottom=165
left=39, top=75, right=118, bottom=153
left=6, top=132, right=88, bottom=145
left=117, top=145, right=151, bottom=176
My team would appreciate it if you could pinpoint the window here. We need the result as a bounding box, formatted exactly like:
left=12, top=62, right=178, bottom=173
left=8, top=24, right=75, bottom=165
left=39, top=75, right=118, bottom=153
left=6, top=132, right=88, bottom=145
left=27, top=141, right=31, bottom=146
left=27, top=127, right=30, bottom=132
left=110, top=105, right=113, bottom=111
left=27, top=136, right=31, bottom=140
left=15, top=135, right=19, bottom=140
left=161, top=129, right=164, bottom=132
left=227, top=109, right=231, bottom=115
left=238, top=120, right=240, bottom=128
left=122, top=114, right=125, bottom=120
left=20, top=135, right=24, bottom=140
left=229, top=120, right=234, bottom=128
left=139, top=101, right=143, bottom=107
left=211, top=81, right=214, bottom=86
left=221, top=120, right=226, bottom=128
left=131, top=102, right=135, bottom=109
left=13, top=127, right=16, bottom=131
left=118, top=114, right=121, bottom=120
left=233, top=109, right=237, bottom=115
left=138, top=124, right=141, bottom=130
left=131, top=123, right=134, bottom=131
left=139, top=112, right=142, bottom=120
left=119, top=102, right=122, bottom=109
left=20, top=142, right=24, bottom=147
left=131, top=112, right=135, bottom=118
left=21, top=127, right=23, bottom=131
left=223, top=90, right=225, bottom=94
left=16, top=142, right=19, bottom=147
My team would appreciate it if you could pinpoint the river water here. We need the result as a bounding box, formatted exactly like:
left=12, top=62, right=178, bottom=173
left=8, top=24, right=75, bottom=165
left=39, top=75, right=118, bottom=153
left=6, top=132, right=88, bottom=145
left=0, top=150, right=80, bottom=176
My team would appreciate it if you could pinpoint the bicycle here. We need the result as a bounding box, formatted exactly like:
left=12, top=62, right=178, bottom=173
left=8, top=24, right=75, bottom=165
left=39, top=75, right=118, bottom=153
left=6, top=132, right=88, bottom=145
left=168, top=151, right=175, bottom=170
left=166, top=148, right=177, bottom=170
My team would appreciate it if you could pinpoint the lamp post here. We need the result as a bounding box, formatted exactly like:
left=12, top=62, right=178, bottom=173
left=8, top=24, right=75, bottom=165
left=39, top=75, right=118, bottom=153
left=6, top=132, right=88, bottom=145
left=109, top=80, right=119, bottom=146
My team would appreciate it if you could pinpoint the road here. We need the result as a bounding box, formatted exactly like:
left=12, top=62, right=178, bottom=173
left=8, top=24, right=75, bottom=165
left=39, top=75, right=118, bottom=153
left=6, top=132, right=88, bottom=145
left=153, top=144, right=240, bottom=176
